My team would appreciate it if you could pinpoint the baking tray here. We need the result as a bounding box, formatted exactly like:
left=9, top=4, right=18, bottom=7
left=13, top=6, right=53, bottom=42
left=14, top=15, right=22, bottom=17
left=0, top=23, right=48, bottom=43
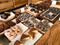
left=39, top=7, right=60, bottom=23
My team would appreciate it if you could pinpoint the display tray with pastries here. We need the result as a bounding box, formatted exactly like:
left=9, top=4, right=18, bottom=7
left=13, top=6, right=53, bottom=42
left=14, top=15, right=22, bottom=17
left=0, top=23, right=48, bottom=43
left=4, top=25, right=23, bottom=41
left=0, top=11, right=15, bottom=21
left=16, top=13, right=53, bottom=33
left=0, top=12, right=53, bottom=45
left=26, top=3, right=47, bottom=17
left=0, top=21, right=16, bottom=34
left=12, top=28, right=42, bottom=45
left=39, top=7, right=60, bottom=23
left=26, top=0, right=52, bottom=17
left=0, top=0, right=60, bottom=45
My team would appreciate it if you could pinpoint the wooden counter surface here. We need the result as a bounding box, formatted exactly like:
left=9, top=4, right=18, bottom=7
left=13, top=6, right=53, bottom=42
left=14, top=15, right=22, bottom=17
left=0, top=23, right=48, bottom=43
left=34, top=20, right=60, bottom=45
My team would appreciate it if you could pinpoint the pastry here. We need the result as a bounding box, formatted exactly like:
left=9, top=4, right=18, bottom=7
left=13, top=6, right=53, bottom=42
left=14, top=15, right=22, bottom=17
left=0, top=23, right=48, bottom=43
left=14, top=40, right=23, bottom=45
left=40, top=7, right=60, bottom=22
left=30, top=8, right=39, bottom=13
left=29, top=17, right=40, bottom=25
left=1, top=12, right=10, bottom=19
left=6, top=21, right=16, bottom=27
left=28, top=28, right=38, bottom=38
left=16, top=13, right=33, bottom=23
left=21, top=34, right=30, bottom=41
left=22, top=20, right=34, bottom=27
left=4, top=25, right=22, bottom=41
left=0, top=21, right=9, bottom=33
left=36, top=20, right=51, bottom=32
left=29, top=3, right=48, bottom=11
left=0, top=12, right=15, bottom=21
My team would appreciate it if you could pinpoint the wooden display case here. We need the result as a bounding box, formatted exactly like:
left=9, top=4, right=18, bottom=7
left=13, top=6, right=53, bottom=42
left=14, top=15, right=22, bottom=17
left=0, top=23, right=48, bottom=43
left=0, top=0, right=13, bottom=12
left=28, top=0, right=43, bottom=3
left=14, top=0, right=28, bottom=8
left=0, top=0, right=28, bottom=12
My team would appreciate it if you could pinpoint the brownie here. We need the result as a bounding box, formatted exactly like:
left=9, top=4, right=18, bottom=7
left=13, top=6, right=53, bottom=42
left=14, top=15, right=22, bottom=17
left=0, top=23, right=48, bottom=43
left=0, top=23, right=4, bottom=33
left=14, top=40, right=22, bottom=45
left=6, top=21, right=16, bottom=27
left=0, top=21, right=9, bottom=33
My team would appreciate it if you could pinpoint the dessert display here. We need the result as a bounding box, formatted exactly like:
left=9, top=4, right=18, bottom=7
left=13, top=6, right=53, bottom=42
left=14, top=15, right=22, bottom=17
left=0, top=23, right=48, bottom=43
left=26, top=0, right=52, bottom=17
left=14, top=40, right=23, bottom=45
left=28, top=28, right=39, bottom=38
left=0, top=21, right=9, bottom=33
left=22, top=17, right=40, bottom=28
left=16, top=13, right=40, bottom=28
left=29, top=3, right=44, bottom=11
left=16, top=12, right=53, bottom=33
left=16, top=13, right=33, bottom=23
left=1, top=12, right=10, bottom=19
left=0, top=0, right=60, bottom=45
left=29, top=17, right=40, bottom=25
left=19, top=28, right=42, bottom=45
left=26, top=3, right=43, bottom=16
left=22, top=20, right=34, bottom=27
left=0, top=20, right=16, bottom=33
left=39, top=7, right=60, bottom=23
left=20, top=34, right=30, bottom=41
left=36, top=20, right=53, bottom=33
left=4, top=25, right=22, bottom=41
left=0, top=12, right=15, bottom=21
